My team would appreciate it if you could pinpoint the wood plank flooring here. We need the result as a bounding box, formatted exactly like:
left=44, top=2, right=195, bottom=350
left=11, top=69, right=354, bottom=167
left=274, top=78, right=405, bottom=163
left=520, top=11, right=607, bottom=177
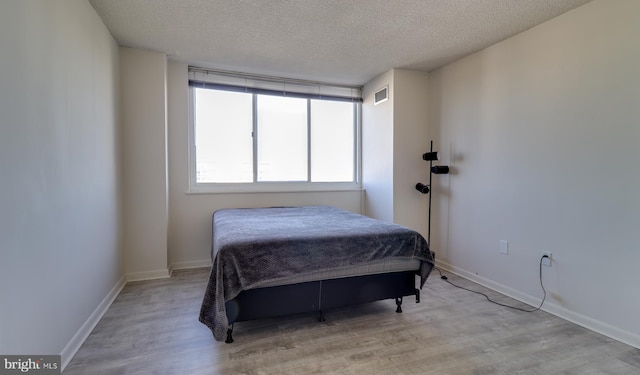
left=64, top=268, right=640, bottom=374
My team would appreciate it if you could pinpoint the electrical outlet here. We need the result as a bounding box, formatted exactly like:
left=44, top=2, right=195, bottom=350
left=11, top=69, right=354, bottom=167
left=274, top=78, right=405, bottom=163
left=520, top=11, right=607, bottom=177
left=542, top=251, right=552, bottom=267
left=500, top=240, right=509, bottom=255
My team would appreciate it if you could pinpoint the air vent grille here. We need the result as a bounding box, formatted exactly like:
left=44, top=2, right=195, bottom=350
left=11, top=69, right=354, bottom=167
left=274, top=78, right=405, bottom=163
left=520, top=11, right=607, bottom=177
left=374, top=86, right=388, bottom=105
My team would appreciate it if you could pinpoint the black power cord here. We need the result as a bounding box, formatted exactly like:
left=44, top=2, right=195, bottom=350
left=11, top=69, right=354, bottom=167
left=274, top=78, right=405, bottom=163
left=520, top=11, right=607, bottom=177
left=435, top=255, right=548, bottom=313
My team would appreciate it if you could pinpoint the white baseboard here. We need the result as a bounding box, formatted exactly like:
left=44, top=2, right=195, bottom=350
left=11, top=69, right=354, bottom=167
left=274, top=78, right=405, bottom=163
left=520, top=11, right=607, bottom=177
left=61, top=262, right=209, bottom=371
left=60, top=274, right=127, bottom=371
left=170, top=259, right=212, bottom=270
left=126, top=268, right=171, bottom=282
left=436, top=260, right=640, bottom=350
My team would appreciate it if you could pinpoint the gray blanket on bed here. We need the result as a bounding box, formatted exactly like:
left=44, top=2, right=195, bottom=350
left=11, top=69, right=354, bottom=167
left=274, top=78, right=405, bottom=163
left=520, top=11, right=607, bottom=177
left=199, top=205, right=434, bottom=341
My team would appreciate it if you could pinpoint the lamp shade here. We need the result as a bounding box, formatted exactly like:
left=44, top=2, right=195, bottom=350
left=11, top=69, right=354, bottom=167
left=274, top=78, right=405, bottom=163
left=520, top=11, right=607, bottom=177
left=415, top=183, right=430, bottom=194
left=431, top=165, right=450, bottom=174
left=422, top=151, right=439, bottom=161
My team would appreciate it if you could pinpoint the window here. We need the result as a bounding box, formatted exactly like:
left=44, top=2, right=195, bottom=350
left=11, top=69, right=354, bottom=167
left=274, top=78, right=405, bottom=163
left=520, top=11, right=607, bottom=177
left=256, top=95, right=308, bottom=182
left=188, top=68, right=361, bottom=192
left=193, top=89, right=253, bottom=183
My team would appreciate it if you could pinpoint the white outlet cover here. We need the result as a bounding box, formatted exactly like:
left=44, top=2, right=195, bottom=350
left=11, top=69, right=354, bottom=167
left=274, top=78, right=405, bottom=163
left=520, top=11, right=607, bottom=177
left=542, top=252, right=552, bottom=266
left=500, top=240, right=509, bottom=255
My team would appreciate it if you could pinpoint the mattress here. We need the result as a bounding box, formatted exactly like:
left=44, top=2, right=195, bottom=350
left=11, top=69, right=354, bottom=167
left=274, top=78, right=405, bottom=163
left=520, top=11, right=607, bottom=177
left=257, top=258, right=421, bottom=288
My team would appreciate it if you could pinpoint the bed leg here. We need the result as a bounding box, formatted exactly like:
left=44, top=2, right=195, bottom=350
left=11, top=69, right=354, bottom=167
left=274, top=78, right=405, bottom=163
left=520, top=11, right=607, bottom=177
left=415, top=288, right=420, bottom=303
left=395, top=297, right=403, bottom=313
left=225, top=325, right=234, bottom=344
left=318, top=310, right=326, bottom=322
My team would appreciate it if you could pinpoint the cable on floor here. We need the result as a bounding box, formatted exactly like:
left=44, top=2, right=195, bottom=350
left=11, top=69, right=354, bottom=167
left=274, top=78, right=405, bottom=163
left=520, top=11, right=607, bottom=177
left=434, top=255, right=547, bottom=313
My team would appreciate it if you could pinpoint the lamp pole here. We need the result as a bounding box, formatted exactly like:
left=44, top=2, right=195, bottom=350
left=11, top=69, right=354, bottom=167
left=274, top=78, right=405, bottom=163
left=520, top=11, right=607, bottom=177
left=428, top=140, right=433, bottom=246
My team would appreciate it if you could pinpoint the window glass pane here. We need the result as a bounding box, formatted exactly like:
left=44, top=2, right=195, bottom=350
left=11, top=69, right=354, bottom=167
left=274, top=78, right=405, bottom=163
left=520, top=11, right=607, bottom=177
left=310, top=100, right=354, bottom=182
left=257, top=95, right=308, bottom=181
left=194, top=88, right=253, bottom=183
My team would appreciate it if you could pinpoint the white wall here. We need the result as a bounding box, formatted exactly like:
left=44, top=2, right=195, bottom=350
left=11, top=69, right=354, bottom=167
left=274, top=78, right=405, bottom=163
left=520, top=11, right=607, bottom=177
left=362, top=71, right=395, bottom=223
left=428, top=0, right=640, bottom=348
left=392, top=70, right=430, bottom=235
left=166, top=61, right=362, bottom=267
left=0, top=0, right=122, bottom=361
left=120, top=48, right=169, bottom=279
left=362, top=69, right=430, bottom=236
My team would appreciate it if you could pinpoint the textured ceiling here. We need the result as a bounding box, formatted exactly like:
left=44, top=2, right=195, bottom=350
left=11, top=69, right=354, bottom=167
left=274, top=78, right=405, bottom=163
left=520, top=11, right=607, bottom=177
left=89, top=0, right=592, bottom=86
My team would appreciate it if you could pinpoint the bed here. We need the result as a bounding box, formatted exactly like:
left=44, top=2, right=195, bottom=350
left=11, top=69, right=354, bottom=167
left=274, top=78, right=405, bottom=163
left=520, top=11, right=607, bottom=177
left=199, top=205, right=434, bottom=343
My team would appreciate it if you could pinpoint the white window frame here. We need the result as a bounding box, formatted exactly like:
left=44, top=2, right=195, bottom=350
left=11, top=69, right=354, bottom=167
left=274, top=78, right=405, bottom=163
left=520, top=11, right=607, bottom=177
left=187, top=70, right=362, bottom=194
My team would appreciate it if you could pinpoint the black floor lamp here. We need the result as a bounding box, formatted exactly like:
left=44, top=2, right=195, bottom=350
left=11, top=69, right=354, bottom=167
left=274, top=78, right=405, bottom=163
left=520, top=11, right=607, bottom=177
left=415, top=140, right=449, bottom=245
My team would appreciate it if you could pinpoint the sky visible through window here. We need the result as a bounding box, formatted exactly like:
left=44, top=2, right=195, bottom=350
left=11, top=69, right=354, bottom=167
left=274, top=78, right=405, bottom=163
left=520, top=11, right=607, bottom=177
left=195, top=89, right=253, bottom=182
left=194, top=88, right=355, bottom=184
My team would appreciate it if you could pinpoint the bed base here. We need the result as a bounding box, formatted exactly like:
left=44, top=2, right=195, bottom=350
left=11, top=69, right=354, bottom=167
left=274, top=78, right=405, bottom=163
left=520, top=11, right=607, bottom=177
left=224, top=270, right=419, bottom=343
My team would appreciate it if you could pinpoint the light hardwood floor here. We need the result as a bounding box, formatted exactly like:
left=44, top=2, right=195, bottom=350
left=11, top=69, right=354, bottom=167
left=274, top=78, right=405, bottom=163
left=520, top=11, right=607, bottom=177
left=64, top=268, right=640, bottom=374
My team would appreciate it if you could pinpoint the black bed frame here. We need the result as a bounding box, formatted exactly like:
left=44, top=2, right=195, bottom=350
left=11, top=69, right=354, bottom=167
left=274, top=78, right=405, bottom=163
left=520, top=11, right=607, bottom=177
left=223, top=270, right=420, bottom=343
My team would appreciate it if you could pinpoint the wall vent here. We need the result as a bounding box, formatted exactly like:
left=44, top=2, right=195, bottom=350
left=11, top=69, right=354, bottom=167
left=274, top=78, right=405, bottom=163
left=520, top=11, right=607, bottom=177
left=374, top=86, right=388, bottom=105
